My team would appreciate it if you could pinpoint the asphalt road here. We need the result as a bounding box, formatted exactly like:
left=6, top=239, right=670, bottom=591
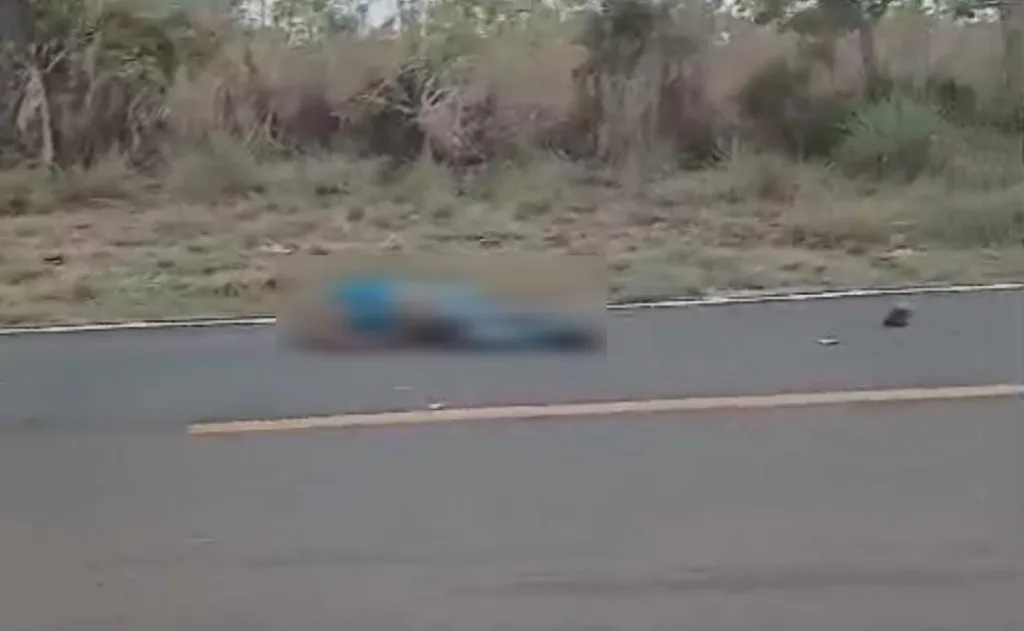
left=0, top=289, right=1021, bottom=429
left=1, top=290, right=1022, bottom=631
left=3, top=401, right=1022, bottom=631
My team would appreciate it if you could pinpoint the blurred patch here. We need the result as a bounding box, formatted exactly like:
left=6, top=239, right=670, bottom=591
left=276, top=251, right=606, bottom=354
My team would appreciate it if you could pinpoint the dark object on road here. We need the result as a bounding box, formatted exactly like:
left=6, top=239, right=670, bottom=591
left=883, top=302, right=913, bottom=328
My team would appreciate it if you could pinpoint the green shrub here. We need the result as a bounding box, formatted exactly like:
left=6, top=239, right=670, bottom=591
left=833, top=98, right=950, bottom=182
left=736, top=56, right=854, bottom=160
left=921, top=73, right=978, bottom=125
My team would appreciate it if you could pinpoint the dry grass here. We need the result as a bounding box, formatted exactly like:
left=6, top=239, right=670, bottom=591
left=1, top=148, right=1022, bottom=325
left=0, top=12, right=1022, bottom=325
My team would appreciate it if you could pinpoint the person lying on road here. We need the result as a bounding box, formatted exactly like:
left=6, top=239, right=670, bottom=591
left=290, top=276, right=602, bottom=352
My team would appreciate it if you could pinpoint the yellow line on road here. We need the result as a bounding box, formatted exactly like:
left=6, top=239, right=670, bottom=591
left=188, top=384, right=1024, bottom=437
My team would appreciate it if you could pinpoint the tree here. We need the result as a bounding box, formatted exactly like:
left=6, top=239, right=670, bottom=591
left=0, top=0, right=33, bottom=147
left=746, top=0, right=898, bottom=96
left=0, top=0, right=34, bottom=47
left=271, top=0, right=369, bottom=43
left=949, top=0, right=1024, bottom=104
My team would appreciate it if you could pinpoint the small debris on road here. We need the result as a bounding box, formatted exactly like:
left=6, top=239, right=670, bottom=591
left=428, top=401, right=447, bottom=411
left=816, top=336, right=840, bottom=346
left=883, top=302, right=913, bottom=328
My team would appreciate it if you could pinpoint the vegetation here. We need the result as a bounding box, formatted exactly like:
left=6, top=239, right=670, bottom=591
left=0, top=0, right=1022, bottom=324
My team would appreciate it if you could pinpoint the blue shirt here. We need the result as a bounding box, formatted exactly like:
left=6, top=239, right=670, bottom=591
left=330, top=277, right=403, bottom=336
left=330, top=277, right=539, bottom=346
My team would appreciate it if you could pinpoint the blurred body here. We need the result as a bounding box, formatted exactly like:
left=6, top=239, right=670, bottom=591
left=290, top=276, right=602, bottom=352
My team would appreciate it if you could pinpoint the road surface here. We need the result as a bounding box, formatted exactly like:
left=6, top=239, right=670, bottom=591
left=3, top=402, right=1022, bottom=631
left=0, top=289, right=1021, bottom=429
left=0, top=290, right=1022, bottom=631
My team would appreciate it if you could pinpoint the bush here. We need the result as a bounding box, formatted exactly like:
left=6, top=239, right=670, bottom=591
left=5, top=0, right=222, bottom=169
left=568, top=0, right=721, bottom=171
left=920, top=73, right=978, bottom=126
left=735, top=56, right=854, bottom=160
left=911, top=73, right=1024, bottom=134
left=832, top=97, right=950, bottom=182
left=0, top=0, right=1019, bottom=189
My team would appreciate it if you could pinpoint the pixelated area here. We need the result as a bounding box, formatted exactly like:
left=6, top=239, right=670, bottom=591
left=276, top=252, right=606, bottom=353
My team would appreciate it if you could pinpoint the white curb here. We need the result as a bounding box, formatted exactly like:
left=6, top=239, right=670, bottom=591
left=0, top=282, right=1020, bottom=336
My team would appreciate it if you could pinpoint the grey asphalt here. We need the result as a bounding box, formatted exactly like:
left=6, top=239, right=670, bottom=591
left=0, top=289, right=1021, bottom=429
left=1, top=290, right=1022, bottom=631
left=3, top=402, right=1023, bottom=631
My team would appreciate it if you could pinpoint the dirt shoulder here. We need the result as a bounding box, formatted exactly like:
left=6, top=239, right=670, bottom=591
left=1, top=154, right=1022, bottom=326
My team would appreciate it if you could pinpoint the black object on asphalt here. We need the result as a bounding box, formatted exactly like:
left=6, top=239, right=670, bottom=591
left=883, top=302, right=913, bottom=328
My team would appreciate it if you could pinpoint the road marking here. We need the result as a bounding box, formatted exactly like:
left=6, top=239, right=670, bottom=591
left=1, top=281, right=1021, bottom=336
left=188, top=384, right=1024, bottom=436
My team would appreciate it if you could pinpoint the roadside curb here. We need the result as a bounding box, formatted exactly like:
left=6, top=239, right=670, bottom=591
left=1, top=281, right=1021, bottom=336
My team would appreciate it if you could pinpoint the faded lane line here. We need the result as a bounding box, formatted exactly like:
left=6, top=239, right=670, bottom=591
left=188, top=384, right=1024, bottom=436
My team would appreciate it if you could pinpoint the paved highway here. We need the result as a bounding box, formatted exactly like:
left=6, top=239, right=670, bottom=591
left=3, top=402, right=1022, bottom=631
left=0, top=289, right=1021, bottom=429
left=1, top=289, right=1022, bottom=631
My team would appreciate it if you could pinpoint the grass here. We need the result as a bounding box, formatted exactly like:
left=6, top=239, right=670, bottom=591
left=0, top=8, right=1022, bottom=325
left=1, top=148, right=1022, bottom=326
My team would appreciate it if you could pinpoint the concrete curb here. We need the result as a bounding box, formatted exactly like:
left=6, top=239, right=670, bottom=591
left=1, top=281, right=1021, bottom=336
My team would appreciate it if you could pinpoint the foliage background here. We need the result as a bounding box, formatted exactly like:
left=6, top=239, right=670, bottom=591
left=0, top=0, right=1022, bottom=323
